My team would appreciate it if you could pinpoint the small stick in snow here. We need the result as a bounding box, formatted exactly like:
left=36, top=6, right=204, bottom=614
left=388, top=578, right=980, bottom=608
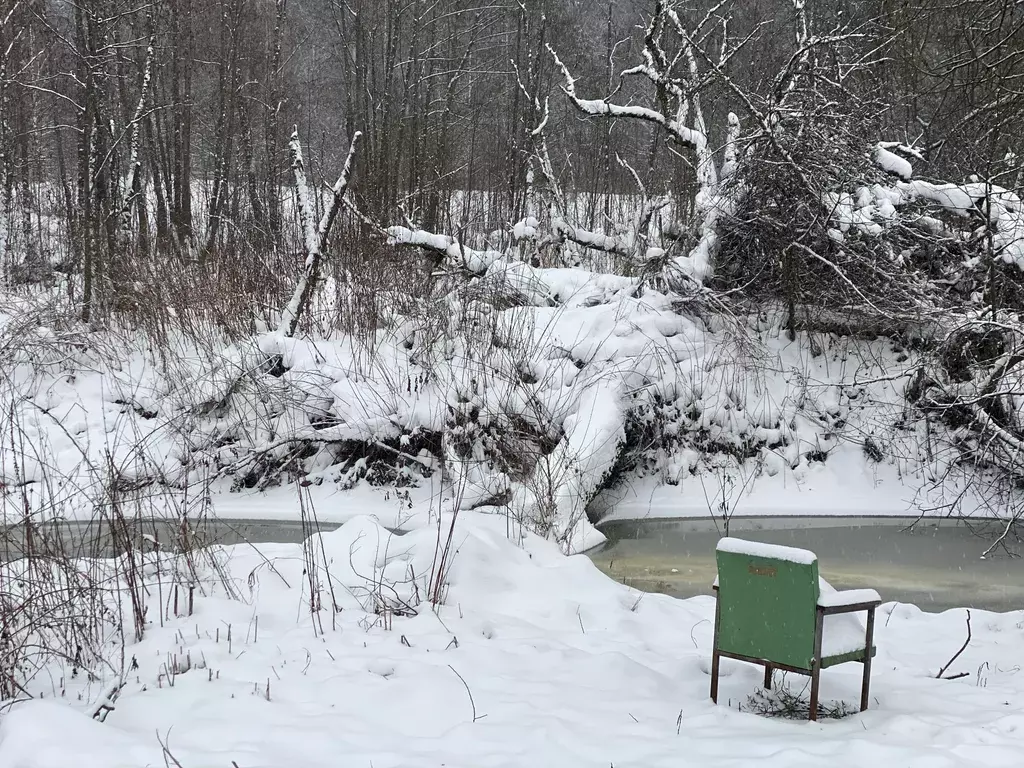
left=936, top=609, right=972, bottom=679
left=448, top=664, right=485, bottom=722
left=89, top=680, right=126, bottom=721
left=158, top=729, right=185, bottom=768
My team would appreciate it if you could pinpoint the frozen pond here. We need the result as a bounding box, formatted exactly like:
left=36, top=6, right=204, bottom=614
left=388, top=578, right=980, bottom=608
left=588, top=516, right=1024, bottom=613
left=0, top=518, right=346, bottom=562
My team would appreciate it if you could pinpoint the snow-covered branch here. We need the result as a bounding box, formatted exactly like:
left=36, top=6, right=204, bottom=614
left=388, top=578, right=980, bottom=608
left=547, top=44, right=707, bottom=152
left=386, top=227, right=504, bottom=274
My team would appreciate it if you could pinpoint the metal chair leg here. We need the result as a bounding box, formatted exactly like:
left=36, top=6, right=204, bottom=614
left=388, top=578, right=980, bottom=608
left=809, top=664, right=821, bottom=722
left=810, top=607, right=824, bottom=722
left=861, top=606, right=876, bottom=712
left=711, top=594, right=722, bottom=703
left=711, top=649, right=721, bottom=703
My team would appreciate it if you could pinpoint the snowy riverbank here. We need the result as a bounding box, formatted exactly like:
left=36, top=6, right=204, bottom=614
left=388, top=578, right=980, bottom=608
left=2, top=290, right=996, bottom=555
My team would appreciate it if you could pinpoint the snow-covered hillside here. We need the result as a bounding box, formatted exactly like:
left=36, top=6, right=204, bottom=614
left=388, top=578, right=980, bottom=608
left=0, top=279, right=997, bottom=559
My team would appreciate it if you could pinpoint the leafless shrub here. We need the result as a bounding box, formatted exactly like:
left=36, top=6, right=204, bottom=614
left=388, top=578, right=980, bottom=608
left=0, top=536, right=117, bottom=700
left=296, top=484, right=342, bottom=635
left=743, top=675, right=858, bottom=719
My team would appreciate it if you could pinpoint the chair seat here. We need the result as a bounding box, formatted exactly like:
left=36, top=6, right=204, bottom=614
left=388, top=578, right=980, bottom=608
left=820, top=577, right=872, bottom=667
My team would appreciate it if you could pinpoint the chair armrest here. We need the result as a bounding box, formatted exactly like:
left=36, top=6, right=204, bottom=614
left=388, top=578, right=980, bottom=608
left=817, top=588, right=881, bottom=614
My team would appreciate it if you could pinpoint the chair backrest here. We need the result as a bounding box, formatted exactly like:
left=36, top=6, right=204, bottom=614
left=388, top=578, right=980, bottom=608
left=715, top=537, right=820, bottom=670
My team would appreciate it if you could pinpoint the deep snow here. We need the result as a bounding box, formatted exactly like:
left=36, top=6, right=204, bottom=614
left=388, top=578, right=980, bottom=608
left=0, top=295, right=1020, bottom=767
left=1, top=507, right=1022, bottom=768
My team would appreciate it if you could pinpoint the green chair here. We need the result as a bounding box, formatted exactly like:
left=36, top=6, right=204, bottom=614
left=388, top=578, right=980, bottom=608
left=710, top=537, right=881, bottom=721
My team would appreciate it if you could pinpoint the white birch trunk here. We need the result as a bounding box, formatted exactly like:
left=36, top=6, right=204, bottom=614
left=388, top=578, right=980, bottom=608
left=120, top=35, right=156, bottom=235
left=278, top=129, right=361, bottom=337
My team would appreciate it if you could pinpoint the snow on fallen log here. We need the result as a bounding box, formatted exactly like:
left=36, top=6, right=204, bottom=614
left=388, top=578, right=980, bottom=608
left=552, top=220, right=630, bottom=257
left=386, top=226, right=505, bottom=274
left=511, top=377, right=626, bottom=553
left=831, top=174, right=1024, bottom=270
left=551, top=217, right=667, bottom=264
left=490, top=262, right=637, bottom=307
left=387, top=225, right=641, bottom=307
left=873, top=143, right=913, bottom=181
left=495, top=297, right=706, bottom=553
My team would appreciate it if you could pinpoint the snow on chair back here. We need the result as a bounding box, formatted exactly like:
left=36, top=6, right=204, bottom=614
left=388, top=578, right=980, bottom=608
left=714, top=537, right=820, bottom=671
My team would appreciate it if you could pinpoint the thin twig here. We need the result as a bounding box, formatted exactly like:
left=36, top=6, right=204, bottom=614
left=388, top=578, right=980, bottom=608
left=157, top=729, right=185, bottom=768
left=937, top=609, right=972, bottom=679
left=448, top=664, right=485, bottom=722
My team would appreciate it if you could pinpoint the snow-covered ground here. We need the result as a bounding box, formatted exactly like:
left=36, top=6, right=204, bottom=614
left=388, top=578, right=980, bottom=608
left=595, top=456, right=956, bottom=521
left=0, top=241, right=1018, bottom=764
left=1, top=506, right=1022, bottom=768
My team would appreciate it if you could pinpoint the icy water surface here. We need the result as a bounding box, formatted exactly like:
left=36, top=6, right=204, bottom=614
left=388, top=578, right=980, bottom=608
left=4, top=514, right=1022, bottom=613
left=589, top=516, right=1024, bottom=612
left=0, top=518, right=345, bottom=562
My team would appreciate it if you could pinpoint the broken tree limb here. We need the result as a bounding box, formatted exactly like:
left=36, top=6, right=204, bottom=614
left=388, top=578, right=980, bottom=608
left=386, top=226, right=505, bottom=274
left=278, top=129, right=361, bottom=338
left=317, top=131, right=362, bottom=248
left=277, top=130, right=319, bottom=337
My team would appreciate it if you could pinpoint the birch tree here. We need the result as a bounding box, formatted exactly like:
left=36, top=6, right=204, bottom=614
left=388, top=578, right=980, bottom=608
left=278, top=130, right=362, bottom=337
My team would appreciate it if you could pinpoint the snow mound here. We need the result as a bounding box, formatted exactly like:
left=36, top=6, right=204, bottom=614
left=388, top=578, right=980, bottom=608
left=0, top=700, right=163, bottom=768
left=873, top=143, right=913, bottom=180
